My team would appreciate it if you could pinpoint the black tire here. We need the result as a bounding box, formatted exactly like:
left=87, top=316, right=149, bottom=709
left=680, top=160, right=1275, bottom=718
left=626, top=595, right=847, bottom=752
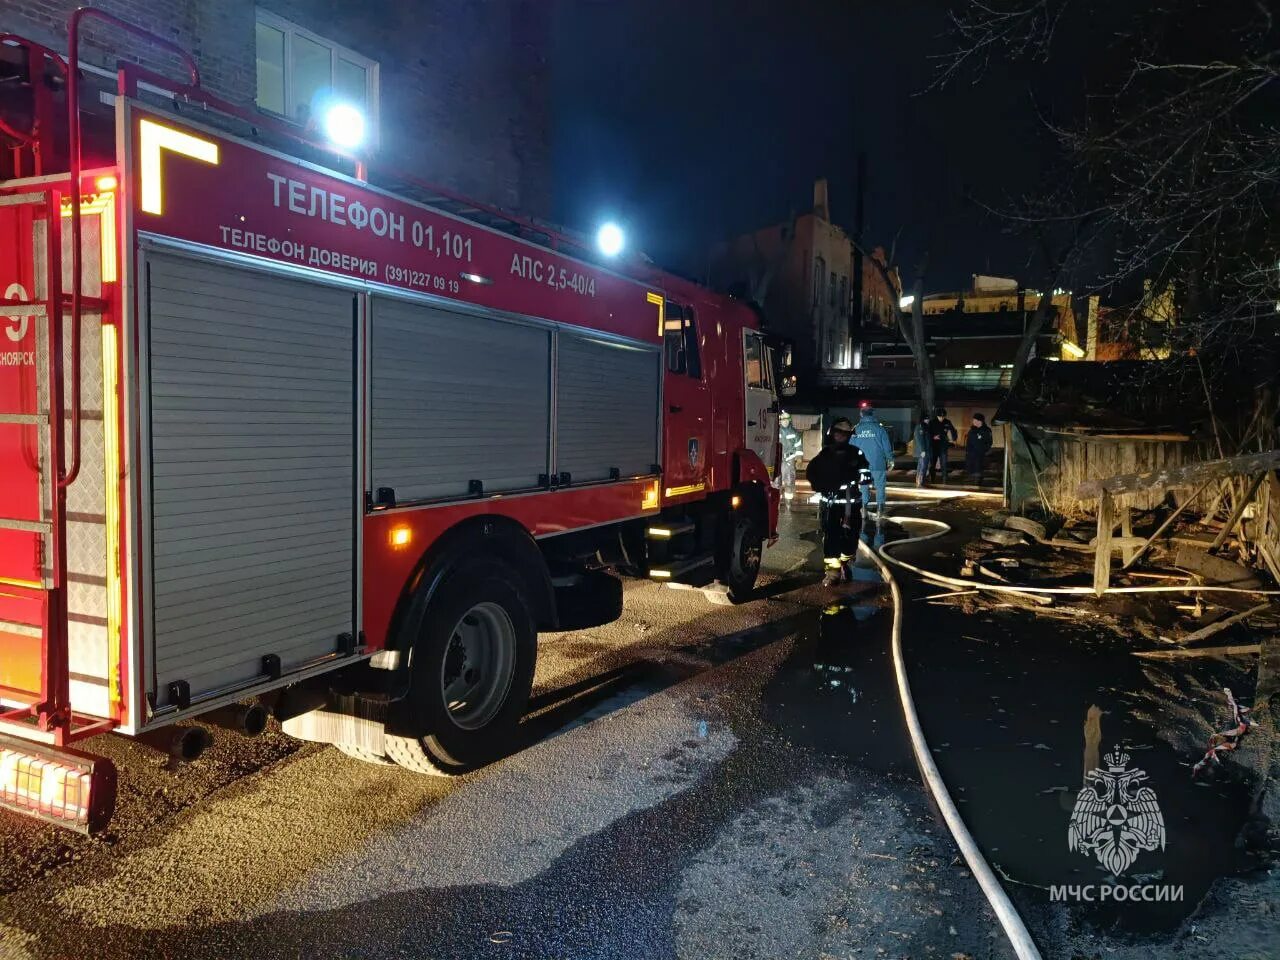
left=383, top=733, right=449, bottom=775
left=723, top=510, right=764, bottom=603
left=389, top=559, right=537, bottom=774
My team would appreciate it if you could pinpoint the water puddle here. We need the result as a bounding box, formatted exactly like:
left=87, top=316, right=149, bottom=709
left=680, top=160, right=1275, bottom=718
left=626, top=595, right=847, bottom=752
left=760, top=511, right=1271, bottom=936
left=906, top=608, right=1270, bottom=934
left=760, top=591, right=915, bottom=778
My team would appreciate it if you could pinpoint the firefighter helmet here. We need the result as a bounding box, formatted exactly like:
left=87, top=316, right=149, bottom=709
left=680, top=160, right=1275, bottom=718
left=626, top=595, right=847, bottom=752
left=831, top=417, right=854, bottom=433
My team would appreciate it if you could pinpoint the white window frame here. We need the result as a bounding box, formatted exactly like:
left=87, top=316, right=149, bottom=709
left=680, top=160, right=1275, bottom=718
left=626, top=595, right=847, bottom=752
left=255, top=10, right=381, bottom=146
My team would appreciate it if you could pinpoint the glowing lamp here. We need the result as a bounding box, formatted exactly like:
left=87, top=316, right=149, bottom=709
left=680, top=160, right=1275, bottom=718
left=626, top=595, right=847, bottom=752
left=641, top=480, right=660, bottom=511
left=323, top=104, right=367, bottom=150
left=596, top=222, right=625, bottom=258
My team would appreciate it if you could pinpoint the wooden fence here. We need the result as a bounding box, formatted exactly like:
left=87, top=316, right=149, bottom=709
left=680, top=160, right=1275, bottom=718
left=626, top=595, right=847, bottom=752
left=1008, top=425, right=1204, bottom=518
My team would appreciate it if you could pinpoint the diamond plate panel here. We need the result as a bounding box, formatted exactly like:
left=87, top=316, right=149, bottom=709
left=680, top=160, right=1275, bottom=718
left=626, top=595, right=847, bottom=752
left=66, top=578, right=107, bottom=619
left=68, top=617, right=107, bottom=675
left=62, top=520, right=105, bottom=584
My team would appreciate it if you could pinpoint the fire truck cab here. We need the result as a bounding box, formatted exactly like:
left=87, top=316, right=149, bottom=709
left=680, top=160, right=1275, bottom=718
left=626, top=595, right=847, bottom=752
left=0, top=18, right=779, bottom=831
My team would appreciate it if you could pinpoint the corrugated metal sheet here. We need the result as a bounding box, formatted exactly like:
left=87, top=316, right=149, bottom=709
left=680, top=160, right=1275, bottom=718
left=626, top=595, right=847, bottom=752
left=146, top=254, right=355, bottom=706
left=556, top=333, right=659, bottom=483
left=370, top=296, right=550, bottom=501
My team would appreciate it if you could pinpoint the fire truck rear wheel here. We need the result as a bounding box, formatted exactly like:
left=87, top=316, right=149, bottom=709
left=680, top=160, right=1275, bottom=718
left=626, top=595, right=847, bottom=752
left=724, top=511, right=764, bottom=602
left=388, top=561, right=536, bottom=775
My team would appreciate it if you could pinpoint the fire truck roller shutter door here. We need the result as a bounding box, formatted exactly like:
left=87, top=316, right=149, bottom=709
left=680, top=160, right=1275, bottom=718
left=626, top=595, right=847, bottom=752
left=145, top=253, right=356, bottom=709
left=555, top=332, right=660, bottom=483
left=369, top=296, right=550, bottom=502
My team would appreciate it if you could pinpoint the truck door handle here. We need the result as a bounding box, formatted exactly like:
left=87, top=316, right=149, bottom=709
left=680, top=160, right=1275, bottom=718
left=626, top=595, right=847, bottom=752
left=669, top=404, right=683, bottom=413
left=747, top=419, right=758, bottom=426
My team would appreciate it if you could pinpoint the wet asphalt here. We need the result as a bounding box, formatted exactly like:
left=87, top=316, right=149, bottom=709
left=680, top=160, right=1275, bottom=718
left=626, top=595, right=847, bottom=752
left=1, top=495, right=1272, bottom=959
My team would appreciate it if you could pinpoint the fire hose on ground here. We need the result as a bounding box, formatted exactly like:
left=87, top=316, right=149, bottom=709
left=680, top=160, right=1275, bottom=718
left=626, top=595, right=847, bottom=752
left=858, top=518, right=1044, bottom=960
left=861, top=511, right=1280, bottom=960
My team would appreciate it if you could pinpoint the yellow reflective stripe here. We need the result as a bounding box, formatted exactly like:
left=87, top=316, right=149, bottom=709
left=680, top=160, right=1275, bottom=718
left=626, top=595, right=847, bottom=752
left=664, top=482, right=706, bottom=498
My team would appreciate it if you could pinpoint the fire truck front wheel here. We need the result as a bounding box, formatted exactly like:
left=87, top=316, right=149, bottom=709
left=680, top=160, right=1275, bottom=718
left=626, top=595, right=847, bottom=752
left=722, top=510, right=764, bottom=603
left=387, top=560, right=537, bottom=775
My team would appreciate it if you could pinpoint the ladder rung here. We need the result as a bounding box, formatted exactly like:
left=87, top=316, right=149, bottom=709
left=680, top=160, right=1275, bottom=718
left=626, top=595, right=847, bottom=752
left=0, top=518, right=50, bottom=534
left=0, top=413, right=44, bottom=425
left=0, top=191, right=48, bottom=207
left=0, top=619, right=42, bottom=639
left=0, top=302, right=46, bottom=317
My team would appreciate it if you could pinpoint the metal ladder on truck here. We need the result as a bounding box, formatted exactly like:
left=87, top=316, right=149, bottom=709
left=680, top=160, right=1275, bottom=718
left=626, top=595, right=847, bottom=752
left=0, top=160, right=116, bottom=834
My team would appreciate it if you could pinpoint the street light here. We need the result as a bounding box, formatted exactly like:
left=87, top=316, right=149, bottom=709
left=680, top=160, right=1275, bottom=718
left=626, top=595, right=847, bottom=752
left=323, top=103, right=367, bottom=150
left=596, top=222, right=625, bottom=258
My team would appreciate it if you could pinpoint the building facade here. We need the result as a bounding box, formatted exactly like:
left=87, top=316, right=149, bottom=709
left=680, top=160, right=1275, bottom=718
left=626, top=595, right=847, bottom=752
left=710, top=178, right=899, bottom=379
left=0, top=0, right=551, bottom=214
left=816, top=276, right=1101, bottom=450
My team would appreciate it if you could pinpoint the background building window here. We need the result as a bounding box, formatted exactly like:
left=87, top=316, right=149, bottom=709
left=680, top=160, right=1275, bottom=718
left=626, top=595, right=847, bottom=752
left=813, top=255, right=826, bottom=308
left=829, top=271, right=837, bottom=308
left=255, top=12, right=380, bottom=137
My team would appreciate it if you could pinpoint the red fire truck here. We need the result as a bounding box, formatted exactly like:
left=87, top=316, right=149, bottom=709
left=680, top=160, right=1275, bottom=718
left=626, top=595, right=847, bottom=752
left=0, top=15, right=780, bottom=832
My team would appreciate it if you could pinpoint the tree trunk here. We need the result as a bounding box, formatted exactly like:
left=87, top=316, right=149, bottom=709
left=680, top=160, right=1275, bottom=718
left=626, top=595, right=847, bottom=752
left=1011, top=287, right=1056, bottom=384
left=910, top=274, right=935, bottom=413
left=853, top=243, right=934, bottom=413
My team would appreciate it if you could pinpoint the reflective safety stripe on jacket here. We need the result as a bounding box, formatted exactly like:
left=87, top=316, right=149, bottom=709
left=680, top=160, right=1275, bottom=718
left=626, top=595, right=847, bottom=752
left=821, top=482, right=860, bottom=520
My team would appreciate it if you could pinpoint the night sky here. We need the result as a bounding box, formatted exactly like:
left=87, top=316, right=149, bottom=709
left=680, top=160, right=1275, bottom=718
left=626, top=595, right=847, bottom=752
left=551, top=1, right=1064, bottom=291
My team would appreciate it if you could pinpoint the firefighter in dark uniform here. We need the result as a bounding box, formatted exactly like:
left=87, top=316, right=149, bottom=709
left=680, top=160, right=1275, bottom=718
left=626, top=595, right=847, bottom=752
left=806, top=417, right=871, bottom=585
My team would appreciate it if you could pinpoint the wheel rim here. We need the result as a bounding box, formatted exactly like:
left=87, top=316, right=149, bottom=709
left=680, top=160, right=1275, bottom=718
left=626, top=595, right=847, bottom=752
left=734, top=520, right=762, bottom=580
left=438, top=601, right=517, bottom=731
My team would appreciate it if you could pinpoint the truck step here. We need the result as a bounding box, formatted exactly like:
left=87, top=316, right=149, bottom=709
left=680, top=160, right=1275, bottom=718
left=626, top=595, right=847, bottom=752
left=645, top=520, right=695, bottom=540
left=648, top=553, right=714, bottom=582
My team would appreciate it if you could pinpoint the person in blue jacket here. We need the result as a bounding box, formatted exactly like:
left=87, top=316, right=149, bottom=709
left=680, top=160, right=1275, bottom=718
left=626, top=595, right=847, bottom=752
left=852, top=403, right=894, bottom=518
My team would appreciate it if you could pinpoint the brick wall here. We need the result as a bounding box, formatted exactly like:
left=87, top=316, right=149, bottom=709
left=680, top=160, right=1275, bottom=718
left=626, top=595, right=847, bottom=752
left=2, top=0, right=550, bottom=214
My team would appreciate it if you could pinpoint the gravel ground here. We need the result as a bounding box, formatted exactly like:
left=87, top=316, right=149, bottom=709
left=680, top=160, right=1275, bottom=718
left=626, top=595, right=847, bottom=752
left=0, top=501, right=1013, bottom=960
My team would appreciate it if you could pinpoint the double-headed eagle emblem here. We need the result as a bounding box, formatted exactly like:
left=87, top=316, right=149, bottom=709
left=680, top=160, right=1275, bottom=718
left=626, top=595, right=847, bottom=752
left=1068, top=749, right=1166, bottom=875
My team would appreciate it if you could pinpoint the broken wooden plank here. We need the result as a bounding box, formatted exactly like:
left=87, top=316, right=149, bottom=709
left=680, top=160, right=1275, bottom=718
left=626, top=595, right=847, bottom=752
left=1076, top=448, right=1280, bottom=500
left=1261, top=540, right=1280, bottom=586
left=1263, top=472, right=1278, bottom=533
left=1134, top=643, right=1262, bottom=660
left=1093, top=490, right=1114, bottom=595
left=978, top=563, right=1011, bottom=583
left=1172, top=544, right=1264, bottom=589
left=918, top=590, right=979, bottom=602
left=1179, top=602, right=1272, bottom=644
left=1120, top=504, right=1136, bottom=568
left=1209, top=471, right=1266, bottom=553
left=1083, top=705, right=1102, bottom=781
left=1120, top=477, right=1216, bottom=571
left=1087, top=535, right=1148, bottom=552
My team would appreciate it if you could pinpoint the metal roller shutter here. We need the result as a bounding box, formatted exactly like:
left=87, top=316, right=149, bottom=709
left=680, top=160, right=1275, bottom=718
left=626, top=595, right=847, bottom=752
left=370, top=296, right=550, bottom=502
left=556, top=332, right=660, bottom=483
left=146, top=253, right=355, bottom=708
